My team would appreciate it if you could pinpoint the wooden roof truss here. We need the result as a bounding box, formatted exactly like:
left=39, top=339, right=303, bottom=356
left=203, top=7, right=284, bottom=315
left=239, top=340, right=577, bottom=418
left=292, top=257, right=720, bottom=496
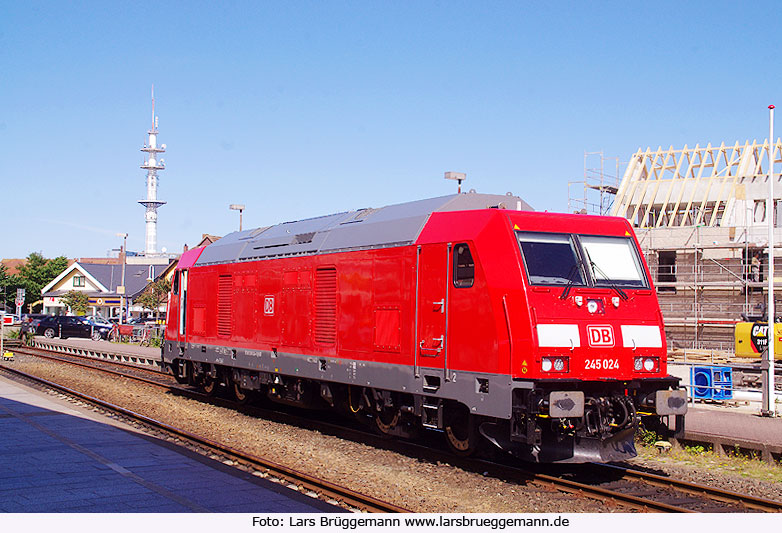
left=612, top=139, right=782, bottom=228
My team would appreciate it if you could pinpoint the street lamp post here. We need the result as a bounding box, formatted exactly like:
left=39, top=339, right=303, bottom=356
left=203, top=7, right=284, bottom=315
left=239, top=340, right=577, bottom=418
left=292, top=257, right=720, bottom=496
left=444, top=171, right=466, bottom=194
left=765, top=106, right=778, bottom=417
left=117, top=233, right=128, bottom=325
left=230, top=204, right=245, bottom=231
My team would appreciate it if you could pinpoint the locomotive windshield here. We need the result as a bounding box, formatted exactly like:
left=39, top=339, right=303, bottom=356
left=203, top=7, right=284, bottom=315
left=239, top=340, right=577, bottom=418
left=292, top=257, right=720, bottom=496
left=580, top=235, right=647, bottom=288
left=516, top=231, right=648, bottom=289
left=516, top=232, right=585, bottom=285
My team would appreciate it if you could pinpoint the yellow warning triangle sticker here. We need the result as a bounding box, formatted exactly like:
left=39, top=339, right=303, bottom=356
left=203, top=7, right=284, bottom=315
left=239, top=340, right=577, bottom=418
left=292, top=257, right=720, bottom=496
left=514, top=224, right=521, bottom=230
left=625, top=231, right=631, bottom=236
left=522, top=360, right=528, bottom=366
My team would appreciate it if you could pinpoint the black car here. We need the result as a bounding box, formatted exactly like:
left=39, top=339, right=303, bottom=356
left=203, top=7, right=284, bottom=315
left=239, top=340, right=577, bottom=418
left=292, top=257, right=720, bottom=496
left=22, top=313, right=49, bottom=330
left=36, top=315, right=113, bottom=341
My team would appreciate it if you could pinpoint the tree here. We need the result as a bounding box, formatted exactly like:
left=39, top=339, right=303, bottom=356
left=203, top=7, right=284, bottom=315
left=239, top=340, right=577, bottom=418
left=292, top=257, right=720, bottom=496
left=135, top=278, right=171, bottom=320
left=60, top=290, right=89, bottom=316
left=0, top=263, right=12, bottom=312
left=12, top=253, right=69, bottom=311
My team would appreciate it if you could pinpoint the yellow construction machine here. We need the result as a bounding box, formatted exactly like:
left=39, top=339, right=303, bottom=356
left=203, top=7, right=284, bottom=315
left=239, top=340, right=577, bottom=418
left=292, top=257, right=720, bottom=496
left=734, top=321, right=782, bottom=359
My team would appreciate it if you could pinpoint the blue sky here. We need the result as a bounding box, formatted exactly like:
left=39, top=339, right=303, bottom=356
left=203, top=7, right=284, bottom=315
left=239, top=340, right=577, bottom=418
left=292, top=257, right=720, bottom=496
left=2, top=1, right=781, bottom=259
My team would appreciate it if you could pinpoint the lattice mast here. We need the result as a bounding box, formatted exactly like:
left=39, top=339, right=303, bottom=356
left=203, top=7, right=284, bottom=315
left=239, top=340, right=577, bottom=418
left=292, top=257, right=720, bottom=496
left=139, top=86, right=167, bottom=255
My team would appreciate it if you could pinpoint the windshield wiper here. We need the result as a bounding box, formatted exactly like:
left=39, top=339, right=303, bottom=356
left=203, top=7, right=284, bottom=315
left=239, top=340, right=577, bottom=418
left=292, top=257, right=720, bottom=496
left=589, top=261, right=629, bottom=300
left=559, top=264, right=583, bottom=300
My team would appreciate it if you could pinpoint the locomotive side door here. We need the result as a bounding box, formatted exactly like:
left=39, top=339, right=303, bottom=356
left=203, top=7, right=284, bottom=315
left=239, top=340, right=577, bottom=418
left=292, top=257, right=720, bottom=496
left=178, top=269, right=188, bottom=344
left=166, top=269, right=181, bottom=343
left=415, top=243, right=448, bottom=377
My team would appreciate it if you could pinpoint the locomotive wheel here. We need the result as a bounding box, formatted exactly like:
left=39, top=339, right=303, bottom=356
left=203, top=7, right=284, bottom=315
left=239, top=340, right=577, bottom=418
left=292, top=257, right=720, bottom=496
left=444, top=404, right=479, bottom=456
left=233, top=382, right=250, bottom=405
left=201, top=376, right=218, bottom=397
left=374, top=407, right=400, bottom=436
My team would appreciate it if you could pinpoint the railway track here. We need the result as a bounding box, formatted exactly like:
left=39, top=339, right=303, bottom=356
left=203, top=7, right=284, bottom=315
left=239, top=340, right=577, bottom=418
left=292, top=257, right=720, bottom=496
left=585, top=463, right=782, bottom=512
left=0, top=353, right=407, bottom=513
left=4, top=345, right=782, bottom=513
left=12, top=345, right=171, bottom=384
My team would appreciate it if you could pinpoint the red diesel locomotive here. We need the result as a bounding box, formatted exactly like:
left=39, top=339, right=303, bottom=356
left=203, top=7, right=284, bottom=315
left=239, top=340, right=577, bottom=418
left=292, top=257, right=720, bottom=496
left=162, top=192, right=687, bottom=463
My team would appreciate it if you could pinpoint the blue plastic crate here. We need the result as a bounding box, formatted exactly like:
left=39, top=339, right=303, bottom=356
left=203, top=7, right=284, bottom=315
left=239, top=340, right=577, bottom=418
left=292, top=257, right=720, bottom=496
left=690, top=365, right=733, bottom=400
left=712, top=367, right=733, bottom=400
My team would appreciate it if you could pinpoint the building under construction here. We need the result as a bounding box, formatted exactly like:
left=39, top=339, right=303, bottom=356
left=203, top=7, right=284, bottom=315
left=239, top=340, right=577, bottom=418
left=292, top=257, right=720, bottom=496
left=578, top=140, right=782, bottom=351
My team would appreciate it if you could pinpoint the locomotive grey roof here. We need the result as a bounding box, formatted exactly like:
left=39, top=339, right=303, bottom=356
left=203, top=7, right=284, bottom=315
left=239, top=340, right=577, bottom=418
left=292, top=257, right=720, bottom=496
left=195, top=192, right=533, bottom=265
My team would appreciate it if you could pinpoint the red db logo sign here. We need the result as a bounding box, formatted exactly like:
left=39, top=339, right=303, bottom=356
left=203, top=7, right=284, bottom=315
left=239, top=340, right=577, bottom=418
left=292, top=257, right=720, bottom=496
left=587, top=325, right=614, bottom=347
left=264, top=296, right=275, bottom=316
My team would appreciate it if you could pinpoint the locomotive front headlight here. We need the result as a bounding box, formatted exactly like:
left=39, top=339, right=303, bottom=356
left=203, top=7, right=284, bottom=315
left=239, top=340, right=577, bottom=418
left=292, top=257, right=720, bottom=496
left=634, top=356, right=658, bottom=372
left=541, top=356, right=568, bottom=372
left=587, top=300, right=599, bottom=313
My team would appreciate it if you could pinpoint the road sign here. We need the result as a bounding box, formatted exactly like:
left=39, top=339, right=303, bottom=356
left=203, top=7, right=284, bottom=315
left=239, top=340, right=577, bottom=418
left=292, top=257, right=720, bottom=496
left=2, top=314, right=12, bottom=326
left=15, top=288, right=24, bottom=312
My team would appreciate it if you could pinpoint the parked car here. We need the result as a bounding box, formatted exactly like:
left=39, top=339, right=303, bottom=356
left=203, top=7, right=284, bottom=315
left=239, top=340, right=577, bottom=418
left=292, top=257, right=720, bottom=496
left=22, top=314, right=49, bottom=330
left=85, top=315, right=113, bottom=328
left=128, top=316, right=158, bottom=325
left=2, top=313, right=22, bottom=325
left=36, top=315, right=113, bottom=341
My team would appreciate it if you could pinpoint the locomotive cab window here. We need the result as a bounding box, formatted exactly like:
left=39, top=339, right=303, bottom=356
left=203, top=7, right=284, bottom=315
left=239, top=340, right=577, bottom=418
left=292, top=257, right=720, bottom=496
left=172, top=271, right=179, bottom=295
left=580, top=235, right=648, bottom=288
left=516, top=232, right=584, bottom=286
left=453, top=243, right=474, bottom=288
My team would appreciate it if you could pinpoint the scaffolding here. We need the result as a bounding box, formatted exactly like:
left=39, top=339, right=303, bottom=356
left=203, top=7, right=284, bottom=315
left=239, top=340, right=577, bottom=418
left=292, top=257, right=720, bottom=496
left=568, top=151, right=621, bottom=215
left=641, top=236, right=781, bottom=351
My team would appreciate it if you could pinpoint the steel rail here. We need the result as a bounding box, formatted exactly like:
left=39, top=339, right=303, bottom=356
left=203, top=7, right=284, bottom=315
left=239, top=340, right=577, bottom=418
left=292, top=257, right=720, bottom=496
left=533, top=473, right=693, bottom=513
left=0, top=363, right=408, bottom=513
left=453, top=457, right=694, bottom=513
left=596, top=462, right=782, bottom=512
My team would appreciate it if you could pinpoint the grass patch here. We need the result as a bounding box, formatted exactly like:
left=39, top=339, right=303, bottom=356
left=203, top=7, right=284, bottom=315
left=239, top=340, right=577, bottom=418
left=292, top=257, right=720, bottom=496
left=635, top=437, right=782, bottom=483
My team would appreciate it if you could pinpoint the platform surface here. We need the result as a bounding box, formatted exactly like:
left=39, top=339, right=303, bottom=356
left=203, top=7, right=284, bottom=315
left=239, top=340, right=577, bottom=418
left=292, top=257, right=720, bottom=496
left=0, top=375, right=340, bottom=513
left=684, top=403, right=782, bottom=445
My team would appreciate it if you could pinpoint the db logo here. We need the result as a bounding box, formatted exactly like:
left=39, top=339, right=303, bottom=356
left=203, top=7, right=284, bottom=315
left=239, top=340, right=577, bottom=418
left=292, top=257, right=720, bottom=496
left=263, top=296, right=275, bottom=316
left=587, top=325, right=614, bottom=347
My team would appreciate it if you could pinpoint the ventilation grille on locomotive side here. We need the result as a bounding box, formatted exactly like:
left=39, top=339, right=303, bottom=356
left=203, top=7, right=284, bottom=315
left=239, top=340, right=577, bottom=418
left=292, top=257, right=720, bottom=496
left=314, top=267, right=337, bottom=345
left=218, top=274, right=232, bottom=337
